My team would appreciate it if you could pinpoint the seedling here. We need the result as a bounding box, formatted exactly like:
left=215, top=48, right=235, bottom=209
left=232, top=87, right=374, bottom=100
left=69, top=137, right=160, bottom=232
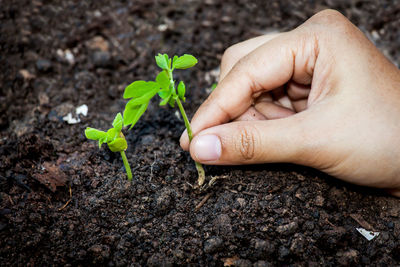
left=84, top=113, right=132, bottom=180
left=123, top=54, right=205, bottom=186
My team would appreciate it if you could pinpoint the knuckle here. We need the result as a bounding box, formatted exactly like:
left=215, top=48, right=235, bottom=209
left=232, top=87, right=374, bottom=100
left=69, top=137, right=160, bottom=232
left=311, top=9, right=345, bottom=23
left=302, top=9, right=357, bottom=44
left=221, top=45, right=241, bottom=70
left=234, top=125, right=258, bottom=161
left=308, top=9, right=352, bottom=32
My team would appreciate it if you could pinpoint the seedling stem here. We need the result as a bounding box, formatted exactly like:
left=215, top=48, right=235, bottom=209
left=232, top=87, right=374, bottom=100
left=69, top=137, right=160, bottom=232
left=166, top=67, right=205, bottom=186
left=176, top=98, right=206, bottom=186
left=120, top=151, right=132, bottom=180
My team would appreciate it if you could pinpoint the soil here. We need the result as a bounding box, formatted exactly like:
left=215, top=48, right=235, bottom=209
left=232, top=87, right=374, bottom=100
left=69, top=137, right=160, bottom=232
left=1, top=0, right=400, bottom=266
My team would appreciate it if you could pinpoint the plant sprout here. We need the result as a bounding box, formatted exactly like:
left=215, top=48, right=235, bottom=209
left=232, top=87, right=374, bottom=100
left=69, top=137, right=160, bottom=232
left=123, top=54, right=205, bottom=186
left=84, top=113, right=132, bottom=180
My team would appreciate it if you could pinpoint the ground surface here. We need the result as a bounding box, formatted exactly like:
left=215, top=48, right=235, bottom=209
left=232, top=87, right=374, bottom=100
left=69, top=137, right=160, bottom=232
left=1, top=0, right=400, bottom=266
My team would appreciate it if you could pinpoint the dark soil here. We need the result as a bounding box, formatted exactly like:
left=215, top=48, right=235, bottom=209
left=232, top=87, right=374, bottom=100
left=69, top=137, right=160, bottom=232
left=1, top=0, right=400, bottom=266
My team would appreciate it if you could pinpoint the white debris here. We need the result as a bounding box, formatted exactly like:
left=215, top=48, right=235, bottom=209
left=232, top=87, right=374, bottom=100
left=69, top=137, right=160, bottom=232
left=371, top=30, right=380, bottom=41
left=204, top=67, right=220, bottom=94
left=76, top=104, right=88, bottom=116
left=64, top=49, right=75, bottom=65
left=62, top=104, right=88, bottom=124
left=94, top=10, right=102, bottom=17
left=56, top=49, right=63, bottom=57
left=204, top=67, right=220, bottom=84
left=62, top=113, right=81, bottom=124
left=174, top=110, right=182, bottom=121
left=356, top=228, right=380, bottom=241
left=57, top=49, right=75, bottom=65
left=157, top=24, right=168, bottom=32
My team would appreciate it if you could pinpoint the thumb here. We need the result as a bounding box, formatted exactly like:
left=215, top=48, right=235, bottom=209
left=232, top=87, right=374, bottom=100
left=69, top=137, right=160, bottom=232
left=189, top=113, right=314, bottom=165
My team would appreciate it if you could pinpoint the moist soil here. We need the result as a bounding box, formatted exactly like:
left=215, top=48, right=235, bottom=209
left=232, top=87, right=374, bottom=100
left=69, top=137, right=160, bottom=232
left=1, top=0, right=400, bottom=266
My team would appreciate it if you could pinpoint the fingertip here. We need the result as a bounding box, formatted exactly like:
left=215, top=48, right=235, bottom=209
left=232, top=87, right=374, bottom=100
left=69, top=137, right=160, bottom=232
left=180, top=129, right=190, bottom=151
left=190, top=134, right=222, bottom=163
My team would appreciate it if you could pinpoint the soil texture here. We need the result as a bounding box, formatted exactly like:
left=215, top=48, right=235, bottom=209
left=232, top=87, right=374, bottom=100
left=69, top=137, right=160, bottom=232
left=1, top=0, right=400, bottom=265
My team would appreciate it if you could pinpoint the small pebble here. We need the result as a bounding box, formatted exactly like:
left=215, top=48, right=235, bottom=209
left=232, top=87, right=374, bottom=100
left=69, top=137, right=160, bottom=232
left=36, top=59, right=52, bottom=72
left=203, top=236, right=223, bottom=253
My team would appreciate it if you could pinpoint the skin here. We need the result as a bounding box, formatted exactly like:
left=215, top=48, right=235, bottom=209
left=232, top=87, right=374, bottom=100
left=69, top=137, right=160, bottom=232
left=180, top=9, right=400, bottom=197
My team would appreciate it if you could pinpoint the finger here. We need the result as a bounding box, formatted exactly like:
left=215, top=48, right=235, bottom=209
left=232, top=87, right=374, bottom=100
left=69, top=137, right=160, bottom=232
left=254, top=101, right=295, bottom=119
left=287, top=81, right=311, bottom=100
left=220, top=33, right=281, bottom=81
left=253, top=92, right=295, bottom=119
left=181, top=31, right=320, bottom=150
left=292, top=99, right=308, bottom=112
left=233, top=107, right=267, bottom=121
left=275, top=95, right=295, bottom=111
left=189, top=114, right=311, bottom=165
left=254, top=91, right=274, bottom=103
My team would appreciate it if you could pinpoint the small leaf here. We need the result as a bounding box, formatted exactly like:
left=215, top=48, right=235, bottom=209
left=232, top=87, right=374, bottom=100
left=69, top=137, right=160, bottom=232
left=156, top=71, right=170, bottom=91
left=124, top=81, right=159, bottom=99
left=126, top=88, right=158, bottom=106
left=173, top=54, right=198, bottom=69
left=155, top=53, right=169, bottom=70
left=108, top=137, right=128, bottom=152
left=99, top=137, right=107, bottom=148
left=177, top=81, right=186, bottom=100
left=85, top=127, right=107, bottom=141
left=158, top=88, right=171, bottom=99
left=164, top=54, right=171, bottom=69
left=123, top=102, right=149, bottom=129
left=173, top=55, right=178, bottom=64
left=168, top=95, right=176, bottom=108
left=112, top=113, right=123, bottom=132
left=106, top=128, right=118, bottom=142
left=211, top=83, right=217, bottom=91
left=159, top=92, right=171, bottom=106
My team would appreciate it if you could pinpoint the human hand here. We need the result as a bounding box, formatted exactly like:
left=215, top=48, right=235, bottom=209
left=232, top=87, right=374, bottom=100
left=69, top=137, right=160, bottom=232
left=180, top=10, right=400, bottom=196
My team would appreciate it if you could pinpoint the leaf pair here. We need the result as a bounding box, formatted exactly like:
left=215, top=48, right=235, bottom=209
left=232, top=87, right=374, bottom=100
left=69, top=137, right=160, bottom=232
left=123, top=54, right=197, bottom=129
left=155, top=53, right=197, bottom=70
left=85, top=113, right=127, bottom=152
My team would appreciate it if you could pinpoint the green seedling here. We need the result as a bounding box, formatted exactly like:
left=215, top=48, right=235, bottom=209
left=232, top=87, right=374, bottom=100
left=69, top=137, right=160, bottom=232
left=123, top=53, right=205, bottom=186
left=85, top=113, right=132, bottom=180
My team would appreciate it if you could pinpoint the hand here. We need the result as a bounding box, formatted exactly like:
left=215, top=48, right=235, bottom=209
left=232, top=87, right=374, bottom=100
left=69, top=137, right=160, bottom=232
left=180, top=9, right=400, bottom=196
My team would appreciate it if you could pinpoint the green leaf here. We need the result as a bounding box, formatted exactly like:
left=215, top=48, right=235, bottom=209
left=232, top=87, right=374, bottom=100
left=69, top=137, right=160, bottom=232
left=165, top=54, right=172, bottom=69
left=85, top=127, right=107, bottom=141
left=159, top=92, right=171, bottom=106
left=158, top=88, right=171, bottom=99
left=124, top=81, right=159, bottom=99
left=177, top=81, right=185, bottom=101
left=168, top=95, right=176, bottom=108
left=124, top=81, right=159, bottom=107
left=126, top=88, right=158, bottom=106
left=106, top=128, right=118, bottom=142
left=156, top=71, right=170, bottom=91
left=108, top=137, right=128, bottom=152
left=112, top=113, right=123, bottom=133
left=211, top=83, right=217, bottom=91
left=123, top=102, right=149, bottom=129
left=173, top=54, right=197, bottom=69
left=155, top=53, right=169, bottom=70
